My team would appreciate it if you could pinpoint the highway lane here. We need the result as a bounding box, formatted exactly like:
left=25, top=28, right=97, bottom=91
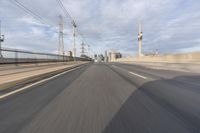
left=0, top=63, right=200, bottom=133
left=111, top=62, right=198, bottom=79
left=106, top=63, right=200, bottom=133
left=0, top=64, right=90, bottom=133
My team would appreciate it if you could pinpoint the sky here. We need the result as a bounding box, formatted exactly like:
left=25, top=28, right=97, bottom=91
left=0, top=0, right=200, bottom=57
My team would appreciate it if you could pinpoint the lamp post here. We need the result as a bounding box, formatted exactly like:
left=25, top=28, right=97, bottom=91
left=138, top=23, right=143, bottom=57
left=0, top=20, right=5, bottom=58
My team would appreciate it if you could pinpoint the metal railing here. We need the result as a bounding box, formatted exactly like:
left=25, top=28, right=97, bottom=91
left=0, top=48, right=91, bottom=64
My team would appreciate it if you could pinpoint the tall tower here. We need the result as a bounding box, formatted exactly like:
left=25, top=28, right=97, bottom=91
left=72, top=20, right=77, bottom=57
left=58, top=15, right=64, bottom=55
left=80, top=41, right=85, bottom=56
left=0, top=20, right=2, bottom=57
left=138, top=22, right=143, bottom=57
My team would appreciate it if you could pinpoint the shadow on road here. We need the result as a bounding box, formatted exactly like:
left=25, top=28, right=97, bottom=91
left=103, top=75, right=200, bottom=133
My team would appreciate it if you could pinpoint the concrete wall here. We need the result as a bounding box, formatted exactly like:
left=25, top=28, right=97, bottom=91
left=114, top=52, right=200, bottom=64
left=113, top=52, right=200, bottom=73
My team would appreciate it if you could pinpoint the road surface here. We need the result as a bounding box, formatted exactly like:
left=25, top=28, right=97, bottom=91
left=0, top=63, right=200, bottom=133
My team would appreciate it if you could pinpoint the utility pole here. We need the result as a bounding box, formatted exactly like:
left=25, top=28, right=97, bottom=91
left=138, top=22, right=143, bottom=57
left=58, top=15, right=64, bottom=56
left=72, top=20, right=77, bottom=57
left=0, top=20, right=5, bottom=58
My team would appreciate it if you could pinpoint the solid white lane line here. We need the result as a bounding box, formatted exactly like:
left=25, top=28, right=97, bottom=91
left=0, top=65, right=84, bottom=100
left=129, top=71, right=147, bottom=79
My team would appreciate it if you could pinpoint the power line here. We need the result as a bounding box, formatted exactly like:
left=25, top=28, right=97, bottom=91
left=57, top=0, right=81, bottom=57
left=57, top=0, right=91, bottom=44
left=10, top=0, right=51, bottom=26
left=56, top=0, right=90, bottom=45
left=10, top=0, right=68, bottom=36
left=56, top=0, right=74, bottom=22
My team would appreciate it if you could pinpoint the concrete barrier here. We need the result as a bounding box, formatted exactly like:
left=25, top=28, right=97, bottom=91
left=115, top=52, right=200, bottom=63
left=114, top=52, right=200, bottom=73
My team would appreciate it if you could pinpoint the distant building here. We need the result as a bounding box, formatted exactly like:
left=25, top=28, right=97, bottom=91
left=108, top=51, right=122, bottom=62
left=108, top=52, right=112, bottom=62
left=115, top=52, right=122, bottom=59
left=94, top=54, right=97, bottom=60
left=67, top=51, right=73, bottom=57
left=98, top=54, right=104, bottom=62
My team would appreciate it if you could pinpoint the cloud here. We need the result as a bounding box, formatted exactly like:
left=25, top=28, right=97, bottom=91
left=0, top=0, right=200, bottom=57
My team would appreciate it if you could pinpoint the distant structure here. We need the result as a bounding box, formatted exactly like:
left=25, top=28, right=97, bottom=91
left=98, top=54, right=104, bottom=62
left=138, top=22, right=143, bottom=57
left=80, top=42, right=86, bottom=56
left=0, top=20, right=4, bottom=58
left=58, top=15, right=64, bottom=56
left=155, top=49, right=159, bottom=56
left=72, top=20, right=77, bottom=57
left=88, top=45, right=91, bottom=57
left=104, top=51, right=108, bottom=62
left=67, top=51, right=73, bottom=57
left=108, top=51, right=122, bottom=62
left=94, top=54, right=97, bottom=60
left=108, top=52, right=112, bottom=62
left=81, top=55, right=91, bottom=60
left=115, top=52, right=122, bottom=58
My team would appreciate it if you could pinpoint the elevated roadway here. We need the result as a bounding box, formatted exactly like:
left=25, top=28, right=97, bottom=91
left=0, top=63, right=200, bottom=133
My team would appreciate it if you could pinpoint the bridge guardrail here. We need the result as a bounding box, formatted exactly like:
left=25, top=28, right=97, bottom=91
left=0, top=47, right=91, bottom=64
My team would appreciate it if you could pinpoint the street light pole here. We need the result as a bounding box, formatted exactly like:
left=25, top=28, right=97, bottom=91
left=138, top=22, right=143, bottom=57
left=0, top=20, right=3, bottom=58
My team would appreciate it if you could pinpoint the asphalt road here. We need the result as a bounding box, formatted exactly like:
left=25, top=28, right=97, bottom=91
left=0, top=62, right=200, bottom=133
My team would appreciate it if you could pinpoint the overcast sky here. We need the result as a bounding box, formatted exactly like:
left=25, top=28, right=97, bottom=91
left=0, top=0, right=200, bottom=56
